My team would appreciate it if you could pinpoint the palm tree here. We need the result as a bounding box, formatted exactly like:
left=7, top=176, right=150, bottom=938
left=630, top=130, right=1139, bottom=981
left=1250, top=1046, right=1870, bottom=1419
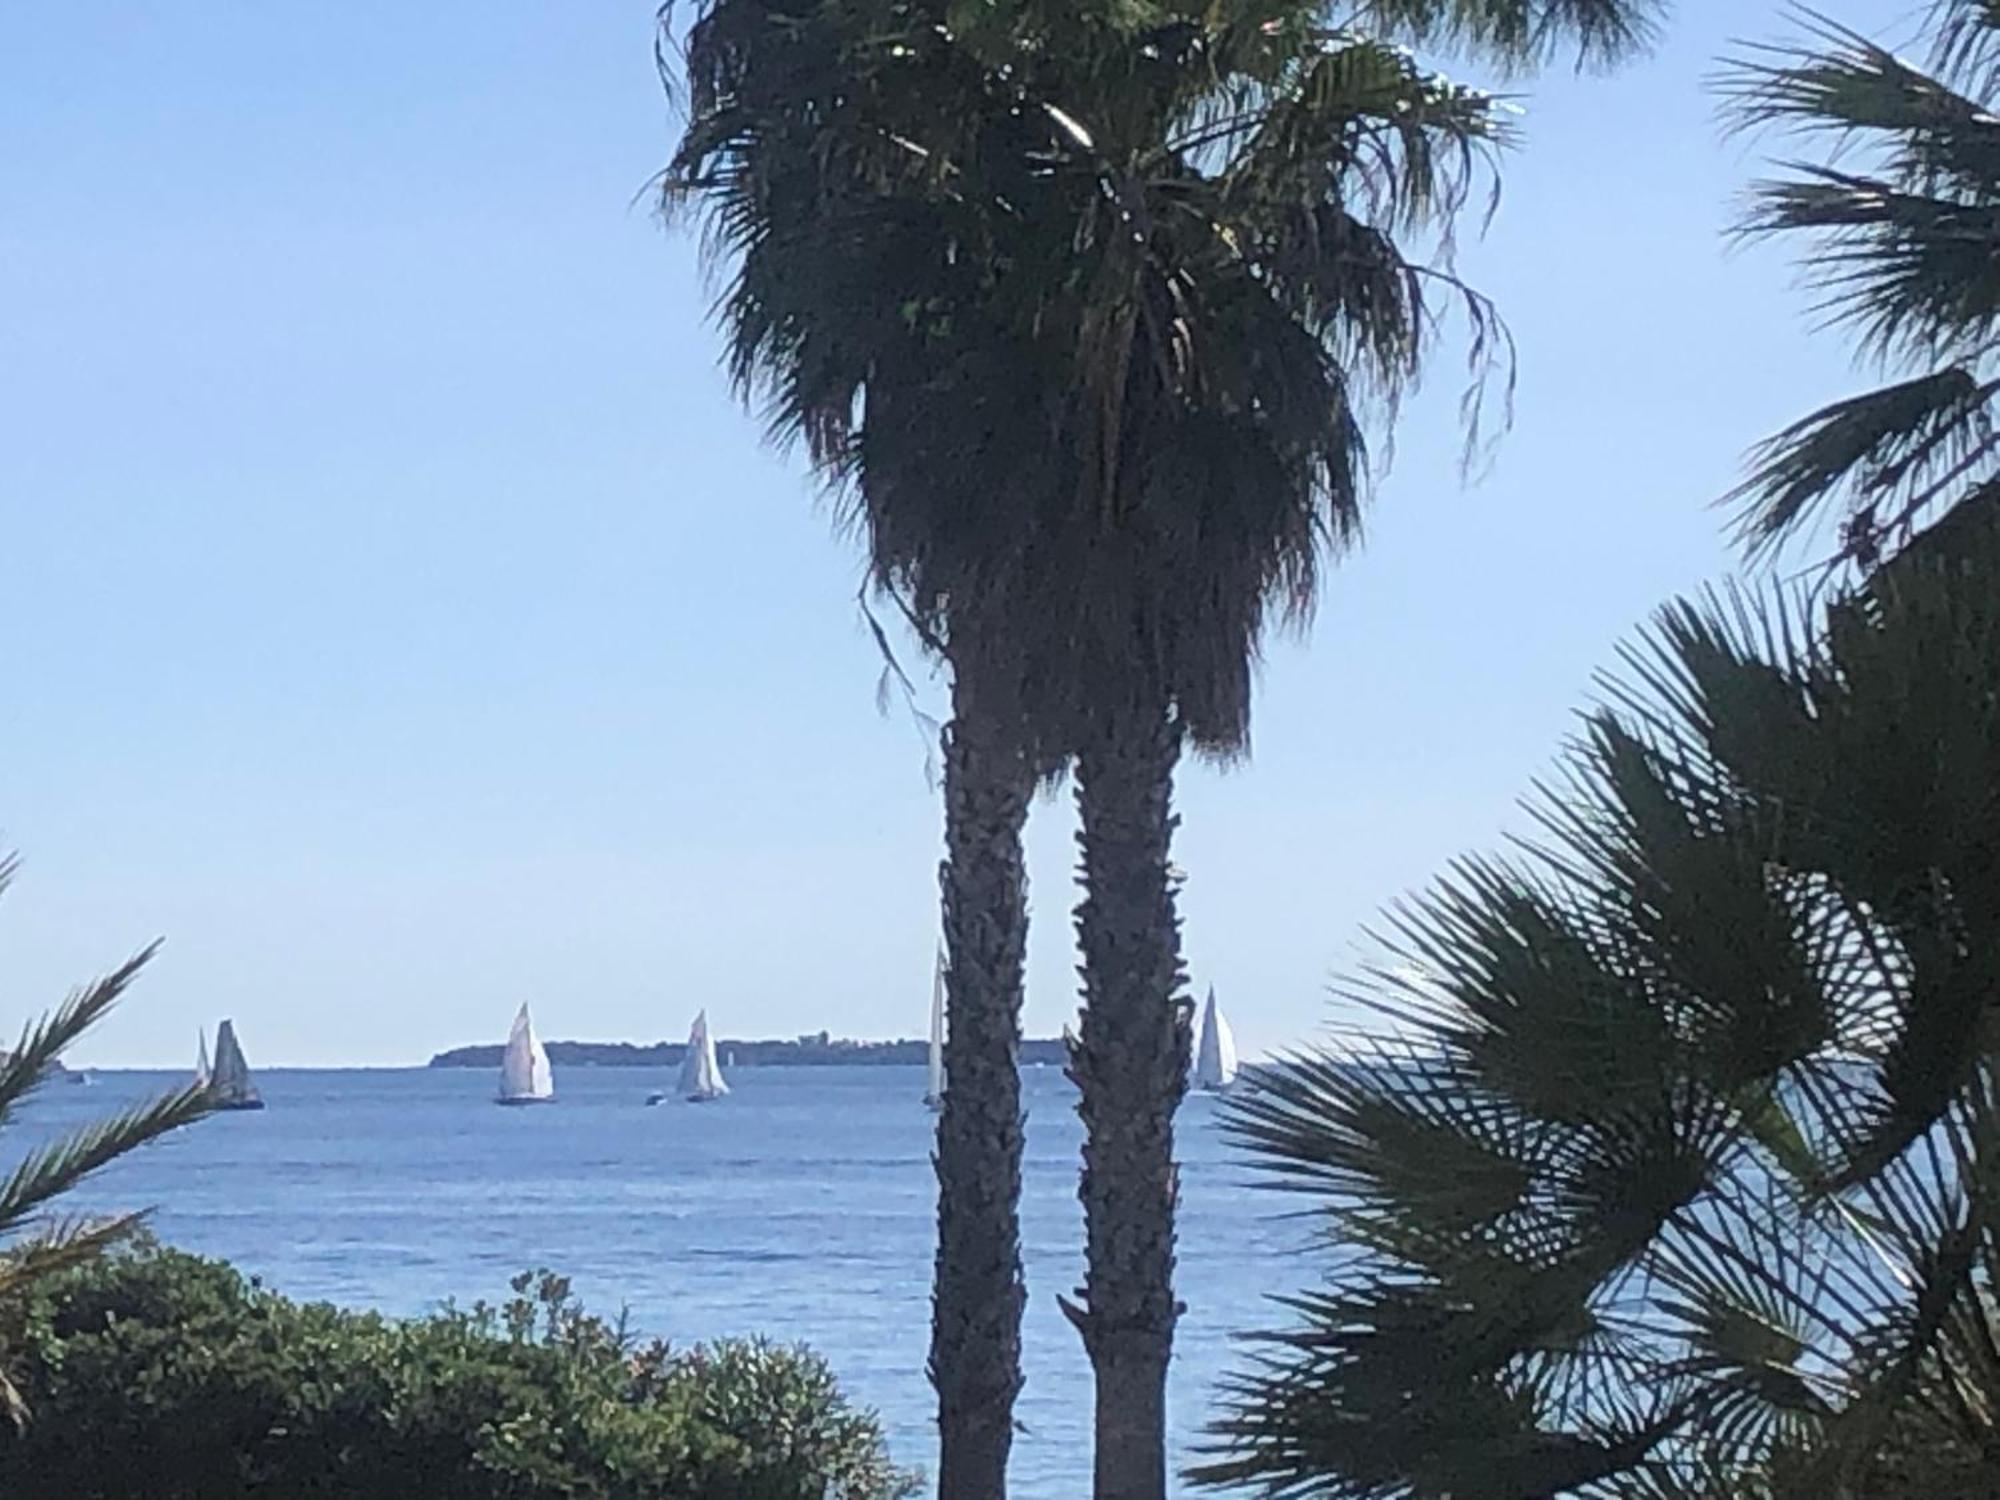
left=985, top=31, right=1515, bottom=1499
left=0, top=857, right=212, bottom=1423
left=1199, top=7, right=2000, bottom=1493
left=1719, top=4, right=2000, bottom=566
left=942, top=9, right=1656, bottom=1494
left=662, top=2, right=1655, bottom=1494
left=664, top=10, right=1063, bottom=1491
left=1199, top=505, right=2000, bottom=1498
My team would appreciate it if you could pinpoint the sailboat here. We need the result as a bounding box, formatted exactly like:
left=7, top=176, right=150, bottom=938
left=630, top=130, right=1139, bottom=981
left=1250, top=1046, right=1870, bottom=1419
left=677, top=1010, right=728, bottom=1102
left=1191, top=986, right=1238, bottom=1094
left=496, top=1003, right=554, bottom=1106
left=206, top=1019, right=265, bottom=1111
left=194, top=1028, right=211, bottom=1090
left=924, top=945, right=945, bottom=1110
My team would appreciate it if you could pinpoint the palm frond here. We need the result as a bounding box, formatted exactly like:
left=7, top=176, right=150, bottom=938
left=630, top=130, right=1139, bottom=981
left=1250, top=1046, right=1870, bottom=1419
left=1202, top=514, right=2000, bottom=1495
left=0, top=868, right=213, bottom=1429
left=1931, top=0, right=2000, bottom=91
left=0, top=1084, right=211, bottom=1237
left=660, top=0, right=1549, bottom=761
left=1344, top=0, right=1663, bottom=72
left=0, top=942, right=159, bottom=1128
left=1721, top=12, right=2000, bottom=192
left=1718, top=5, right=2000, bottom=563
left=1733, top=167, right=2000, bottom=372
left=1725, top=367, right=2000, bottom=561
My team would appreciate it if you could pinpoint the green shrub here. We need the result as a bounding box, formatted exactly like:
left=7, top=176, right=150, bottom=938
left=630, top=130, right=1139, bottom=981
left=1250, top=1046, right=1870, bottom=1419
left=0, top=1242, right=916, bottom=1499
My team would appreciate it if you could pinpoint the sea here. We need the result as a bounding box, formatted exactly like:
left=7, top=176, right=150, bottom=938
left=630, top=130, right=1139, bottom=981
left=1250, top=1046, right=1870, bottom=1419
left=16, top=1064, right=1308, bottom=1497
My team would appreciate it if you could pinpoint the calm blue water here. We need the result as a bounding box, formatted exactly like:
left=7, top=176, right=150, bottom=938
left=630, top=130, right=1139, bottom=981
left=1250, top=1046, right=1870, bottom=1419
left=16, top=1065, right=1302, bottom=1496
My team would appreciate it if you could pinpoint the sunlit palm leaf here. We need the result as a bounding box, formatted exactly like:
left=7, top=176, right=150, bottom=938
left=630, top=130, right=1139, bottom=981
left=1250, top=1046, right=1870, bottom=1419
left=1347, top=0, right=1661, bottom=70
left=0, top=1084, right=211, bottom=1238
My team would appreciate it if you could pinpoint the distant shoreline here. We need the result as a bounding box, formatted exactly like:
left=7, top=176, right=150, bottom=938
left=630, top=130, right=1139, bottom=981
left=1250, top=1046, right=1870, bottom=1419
left=427, top=1037, right=1072, bottom=1070
left=0, top=1052, right=68, bottom=1073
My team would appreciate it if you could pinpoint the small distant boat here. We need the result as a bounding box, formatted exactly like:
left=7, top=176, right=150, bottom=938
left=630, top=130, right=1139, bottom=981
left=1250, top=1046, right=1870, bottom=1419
left=678, top=1010, right=729, bottom=1102
left=496, top=1003, right=554, bottom=1106
left=194, top=1028, right=211, bottom=1090
left=1191, top=986, right=1238, bottom=1094
left=206, top=1019, right=265, bottom=1111
left=924, top=945, right=946, bottom=1111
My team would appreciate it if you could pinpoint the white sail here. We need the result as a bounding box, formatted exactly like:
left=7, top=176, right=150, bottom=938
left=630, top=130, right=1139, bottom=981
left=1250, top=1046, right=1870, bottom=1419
left=924, top=946, right=946, bottom=1108
left=209, top=1019, right=263, bottom=1109
left=194, top=1028, right=211, bottom=1089
left=497, top=1003, right=554, bottom=1103
left=677, top=1010, right=728, bottom=1100
left=1193, top=987, right=1238, bottom=1092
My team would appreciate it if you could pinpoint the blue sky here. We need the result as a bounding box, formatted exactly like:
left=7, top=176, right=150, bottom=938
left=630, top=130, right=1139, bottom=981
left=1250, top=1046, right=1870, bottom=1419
left=2, top=2, right=1911, bottom=1066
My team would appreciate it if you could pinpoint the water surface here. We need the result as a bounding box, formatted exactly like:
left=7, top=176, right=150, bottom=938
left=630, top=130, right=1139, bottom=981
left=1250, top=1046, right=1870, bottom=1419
left=21, top=1064, right=1305, bottom=1496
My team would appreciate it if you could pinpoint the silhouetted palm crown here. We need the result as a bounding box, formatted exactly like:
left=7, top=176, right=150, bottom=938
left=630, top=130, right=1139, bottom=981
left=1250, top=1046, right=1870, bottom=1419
left=668, top=0, right=1655, bottom=749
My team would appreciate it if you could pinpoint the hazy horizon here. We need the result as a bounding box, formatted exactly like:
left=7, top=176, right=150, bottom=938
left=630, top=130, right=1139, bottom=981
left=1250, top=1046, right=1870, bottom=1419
left=60, top=1021, right=1277, bottom=1073
left=5, top=2, right=1910, bottom=1068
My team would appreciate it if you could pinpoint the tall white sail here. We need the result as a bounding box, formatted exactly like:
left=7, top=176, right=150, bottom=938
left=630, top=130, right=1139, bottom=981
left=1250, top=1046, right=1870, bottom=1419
left=497, top=1003, right=554, bottom=1104
left=677, top=1010, right=728, bottom=1101
left=194, top=1028, right=212, bottom=1090
left=208, top=1019, right=264, bottom=1110
left=1192, top=987, right=1238, bottom=1092
left=925, top=946, right=946, bottom=1109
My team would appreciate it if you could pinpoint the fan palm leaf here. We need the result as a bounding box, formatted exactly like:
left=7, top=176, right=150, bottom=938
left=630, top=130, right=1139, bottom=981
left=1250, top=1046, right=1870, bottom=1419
left=1199, top=508, right=2000, bottom=1497
left=1720, top=6, right=2000, bottom=562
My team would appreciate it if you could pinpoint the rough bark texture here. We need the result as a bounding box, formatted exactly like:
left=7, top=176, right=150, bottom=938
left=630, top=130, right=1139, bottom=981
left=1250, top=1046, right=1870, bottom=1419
left=1065, top=700, right=1191, bottom=1500
left=930, top=670, right=1033, bottom=1500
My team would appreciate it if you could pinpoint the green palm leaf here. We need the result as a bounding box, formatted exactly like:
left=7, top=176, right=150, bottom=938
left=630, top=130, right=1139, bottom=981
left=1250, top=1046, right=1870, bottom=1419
left=1202, top=508, right=2000, bottom=1496
left=0, top=1084, right=211, bottom=1238
left=1720, top=6, right=2000, bottom=563
left=0, top=871, right=214, bottom=1427
left=0, top=942, right=157, bottom=1129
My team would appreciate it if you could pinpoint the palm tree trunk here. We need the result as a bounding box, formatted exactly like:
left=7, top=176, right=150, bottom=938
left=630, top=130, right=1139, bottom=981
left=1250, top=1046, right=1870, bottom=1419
left=1065, top=698, right=1190, bottom=1500
left=931, top=667, right=1033, bottom=1500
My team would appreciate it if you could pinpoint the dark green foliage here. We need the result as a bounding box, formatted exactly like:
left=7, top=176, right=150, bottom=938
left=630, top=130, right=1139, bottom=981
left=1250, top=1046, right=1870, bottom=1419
left=662, top=2, right=1658, bottom=1492
left=1720, top=5, right=2000, bottom=562
left=663, top=0, right=1661, bottom=762
left=1197, top=9, right=2000, bottom=1492
left=0, top=1244, right=916, bottom=1500
left=1197, top=507, right=2000, bottom=1497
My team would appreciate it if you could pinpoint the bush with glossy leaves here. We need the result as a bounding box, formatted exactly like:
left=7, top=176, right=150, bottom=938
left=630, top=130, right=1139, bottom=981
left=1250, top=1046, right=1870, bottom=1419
left=0, top=1242, right=916, bottom=1500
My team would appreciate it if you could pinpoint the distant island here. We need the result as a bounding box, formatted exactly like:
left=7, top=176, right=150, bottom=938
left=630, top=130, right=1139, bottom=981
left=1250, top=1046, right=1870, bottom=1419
left=427, top=1033, right=1071, bottom=1070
